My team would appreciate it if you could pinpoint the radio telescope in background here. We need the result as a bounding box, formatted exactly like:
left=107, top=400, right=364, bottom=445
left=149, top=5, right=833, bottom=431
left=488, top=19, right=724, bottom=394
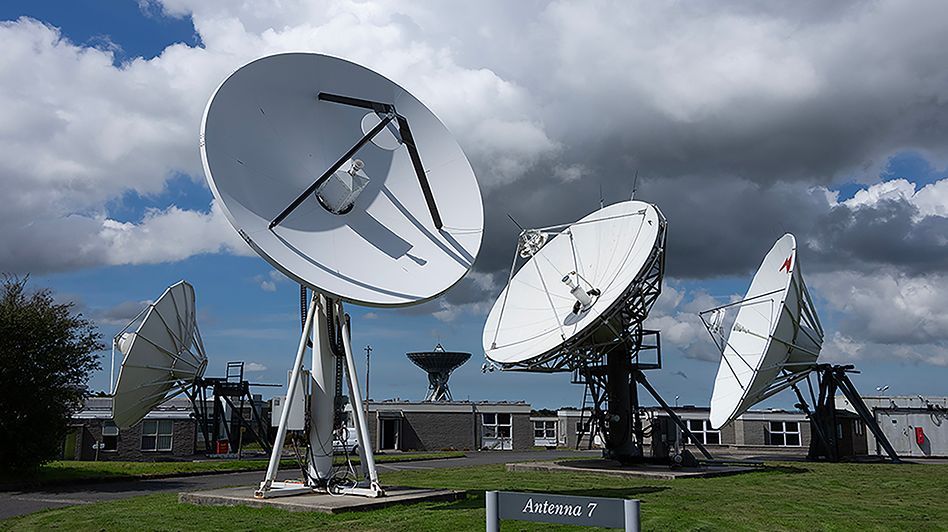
left=483, top=200, right=712, bottom=464
left=407, top=344, right=470, bottom=402
left=201, top=53, right=483, bottom=498
left=700, top=233, right=901, bottom=462
left=110, top=281, right=273, bottom=455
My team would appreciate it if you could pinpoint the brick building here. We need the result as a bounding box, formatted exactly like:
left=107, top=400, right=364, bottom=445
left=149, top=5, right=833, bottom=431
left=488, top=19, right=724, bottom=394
left=358, top=400, right=533, bottom=452
left=531, top=406, right=814, bottom=455
left=65, top=397, right=199, bottom=461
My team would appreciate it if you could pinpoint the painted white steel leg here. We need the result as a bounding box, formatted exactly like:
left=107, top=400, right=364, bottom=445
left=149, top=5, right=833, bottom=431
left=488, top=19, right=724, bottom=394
left=109, top=342, right=116, bottom=395
left=343, top=319, right=371, bottom=481
left=256, top=292, right=318, bottom=498
left=308, top=294, right=336, bottom=483
left=339, top=306, right=382, bottom=494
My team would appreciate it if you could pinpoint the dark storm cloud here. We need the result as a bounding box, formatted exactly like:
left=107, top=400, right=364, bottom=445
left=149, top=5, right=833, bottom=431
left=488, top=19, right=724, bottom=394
left=810, top=200, right=948, bottom=275
left=442, top=0, right=948, bottom=292
left=473, top=169, right=948, bottom=285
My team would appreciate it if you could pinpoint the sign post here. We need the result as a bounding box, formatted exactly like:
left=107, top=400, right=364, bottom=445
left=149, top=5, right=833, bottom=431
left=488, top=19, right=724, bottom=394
left=92, top=441, right=105, bottom=462
left=486, top=491, right=639, bottom=531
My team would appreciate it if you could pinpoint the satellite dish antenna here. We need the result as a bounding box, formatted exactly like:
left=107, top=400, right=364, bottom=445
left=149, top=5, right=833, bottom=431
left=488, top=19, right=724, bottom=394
left=701, top=234, right=821, bottom=429
left=201, top=53, right=483, bottom=497
left=110, top=283, right=275, bottom=456
left=700, top=234, right=901, bottom=462
left=483, top=200, right=713, bottom=464
left=202, top=53, right=481, bottom=307
left=111, top=281, right=207, bottom=429
left=407, top=344, right=470, bottom=402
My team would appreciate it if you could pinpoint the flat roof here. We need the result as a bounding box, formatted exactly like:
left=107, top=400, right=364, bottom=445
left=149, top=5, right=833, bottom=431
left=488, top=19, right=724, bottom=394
left=367, top=400, right=532, bottom=414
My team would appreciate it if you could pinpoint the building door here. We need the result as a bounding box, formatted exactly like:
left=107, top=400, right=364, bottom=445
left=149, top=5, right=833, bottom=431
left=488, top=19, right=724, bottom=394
left=379, top=418, right=400, bottom=450
left=62, top=429, right=78, bottom=460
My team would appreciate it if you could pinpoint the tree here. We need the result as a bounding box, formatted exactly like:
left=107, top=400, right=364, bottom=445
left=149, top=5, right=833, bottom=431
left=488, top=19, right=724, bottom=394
left=0, top=276, right=102, bottom=471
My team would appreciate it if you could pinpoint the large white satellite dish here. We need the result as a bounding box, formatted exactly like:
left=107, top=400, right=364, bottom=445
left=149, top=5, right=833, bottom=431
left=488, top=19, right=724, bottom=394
left=484, top=200, right=662, bottom=369
left=201, top=53, right=482, bottom=498
left=111, top=281, right=207, bottom=429
left=201, top=53, right=482, bottom=307
left=700, top=233, right=902, bottom=462
left=482, top=200, right=713, bottom=463
left=702, top=234, right=822, bottom=429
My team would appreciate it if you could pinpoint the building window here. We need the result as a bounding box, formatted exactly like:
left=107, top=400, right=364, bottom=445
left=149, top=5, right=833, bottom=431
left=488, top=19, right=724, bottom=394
left=855, top=421, right=864, bottom=436
left=533, top=420, right=556, bottom=439
left=482, top=413, right=513, bottom=450
left=102, top=422, right=119, bottom=451
left=141, top=420, right=173, bottom=451
left=686, top=419, right=721, bottom=445
left=533, top=420, right=557, bottom=446
left=766, top=421, right=801, bottom=446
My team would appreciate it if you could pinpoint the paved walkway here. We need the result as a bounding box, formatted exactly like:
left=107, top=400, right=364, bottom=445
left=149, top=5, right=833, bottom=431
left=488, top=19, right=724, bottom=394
left=0, top=450, right=595, bottom=520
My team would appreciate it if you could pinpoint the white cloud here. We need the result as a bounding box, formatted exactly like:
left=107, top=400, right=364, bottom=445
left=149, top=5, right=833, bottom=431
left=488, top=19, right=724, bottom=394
left=244, top=362, right=268, bottom=372
left=810, top=270, right=948, bottom=362
left=644, top=283, right=735, bottom=361
left=256, top=270, right=283, bottom=292
left=96, top=201, right=251, bottom=264
left=0, top=7, right=555, bottom=274
left=835, top=178, right=948, bottom=221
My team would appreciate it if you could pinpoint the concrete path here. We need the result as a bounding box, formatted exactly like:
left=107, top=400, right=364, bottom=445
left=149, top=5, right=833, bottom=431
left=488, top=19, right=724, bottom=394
left=0, top=450, right=596, bottom=520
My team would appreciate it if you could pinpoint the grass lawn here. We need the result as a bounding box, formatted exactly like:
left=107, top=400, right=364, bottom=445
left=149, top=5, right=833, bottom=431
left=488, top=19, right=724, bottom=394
left=0, top=452, right=464, bottom=487
left=3, top=460, right=946, bottom=531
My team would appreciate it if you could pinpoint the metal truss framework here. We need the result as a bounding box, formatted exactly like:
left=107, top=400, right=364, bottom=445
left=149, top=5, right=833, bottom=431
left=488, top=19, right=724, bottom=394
left=184, top=361, right=276, bottom=455
left=789, top=364, right=901, bottom=463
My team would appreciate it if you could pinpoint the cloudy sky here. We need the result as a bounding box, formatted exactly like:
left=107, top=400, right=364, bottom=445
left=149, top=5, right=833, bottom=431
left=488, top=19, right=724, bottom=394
left=2, top=0, right=947, bottom=409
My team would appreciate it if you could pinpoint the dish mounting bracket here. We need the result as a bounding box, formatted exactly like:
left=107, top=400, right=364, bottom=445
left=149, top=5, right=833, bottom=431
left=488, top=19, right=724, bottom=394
left=266, top=91, right=443, bottom=231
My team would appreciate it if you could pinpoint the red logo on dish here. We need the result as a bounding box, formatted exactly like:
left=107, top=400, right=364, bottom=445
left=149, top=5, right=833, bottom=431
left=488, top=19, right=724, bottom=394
left=780, top=255, right=792, bottom=273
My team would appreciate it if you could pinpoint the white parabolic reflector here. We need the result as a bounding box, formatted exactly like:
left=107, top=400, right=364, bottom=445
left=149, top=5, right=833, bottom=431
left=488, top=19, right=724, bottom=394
left=483, top=200, right=663, bottom=366
left=112, top=281, right=207, bottom=429
left=201, top=53, right=483, bottom=307
left=708, top=233, right=823, bottom=429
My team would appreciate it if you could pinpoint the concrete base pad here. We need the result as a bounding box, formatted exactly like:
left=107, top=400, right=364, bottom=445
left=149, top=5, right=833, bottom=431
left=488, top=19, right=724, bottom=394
left=506, top=459, right=757, bottom=480
left=179, top=486, right=464, bottom=514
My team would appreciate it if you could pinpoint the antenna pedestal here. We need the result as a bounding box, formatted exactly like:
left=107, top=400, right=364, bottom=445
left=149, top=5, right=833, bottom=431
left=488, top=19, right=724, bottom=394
left=792, top=364, right=901, bottom=463
left=256, top=294, right=383, bottom=499
left=573, top=329, right=713, bottom=465
left=603, top=349, right=640, bottom=460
